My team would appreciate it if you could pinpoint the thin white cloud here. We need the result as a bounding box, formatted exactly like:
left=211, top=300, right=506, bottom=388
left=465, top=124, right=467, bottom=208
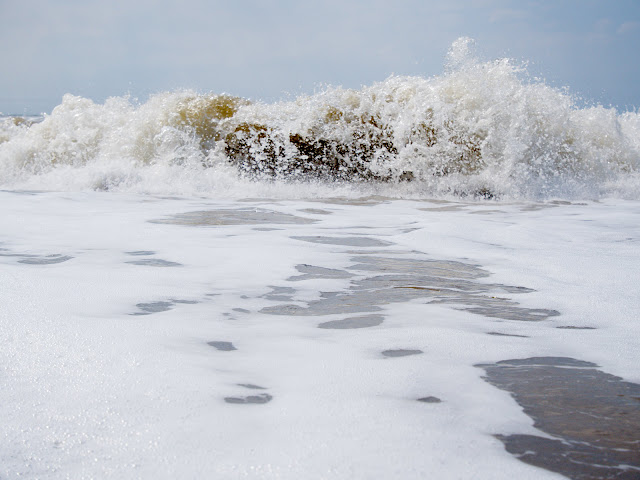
left=617, top=21, right=640, bottom=35
left=489, top=8, right=529, bottom=23
left=594, top=18, right=613, bottom=33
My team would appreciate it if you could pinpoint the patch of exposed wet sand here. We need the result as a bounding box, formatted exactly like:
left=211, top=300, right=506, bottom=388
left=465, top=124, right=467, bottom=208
left=478, top=357, right=640, bottom=479
left=262, top=255, right=559, bottom=322
left=150, top=208, right=316, bottom=226
left=318, top=314, right=384, bottom=329
left=291, top=236, right=392, bottom=247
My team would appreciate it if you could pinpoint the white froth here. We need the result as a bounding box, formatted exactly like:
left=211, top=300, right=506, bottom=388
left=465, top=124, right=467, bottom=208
left=1, top=190, right=638, bottom=479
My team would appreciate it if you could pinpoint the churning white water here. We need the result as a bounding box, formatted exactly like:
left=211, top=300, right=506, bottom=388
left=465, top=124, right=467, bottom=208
left=1, top=39, right=638, bottom=200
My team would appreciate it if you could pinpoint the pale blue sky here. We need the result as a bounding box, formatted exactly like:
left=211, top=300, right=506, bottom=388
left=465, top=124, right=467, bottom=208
left=1, top=0, right=639, bottom=114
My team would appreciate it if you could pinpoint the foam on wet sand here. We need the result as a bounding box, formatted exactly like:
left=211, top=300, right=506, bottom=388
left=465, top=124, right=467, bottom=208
left=0, top=191, right=638, bottom=479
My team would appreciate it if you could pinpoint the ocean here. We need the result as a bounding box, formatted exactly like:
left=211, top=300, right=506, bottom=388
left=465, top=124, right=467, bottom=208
left=1, top=40, right=639, bottom=479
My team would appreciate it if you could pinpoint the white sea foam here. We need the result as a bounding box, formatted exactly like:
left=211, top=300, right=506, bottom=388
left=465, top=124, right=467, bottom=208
left=1, top=39, right=638, bottom=200
left=1, top=190, right=638, bottom=479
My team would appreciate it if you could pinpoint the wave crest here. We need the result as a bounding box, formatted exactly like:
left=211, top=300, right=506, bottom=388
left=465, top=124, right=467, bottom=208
left=1, top=39, right=639, bottom=200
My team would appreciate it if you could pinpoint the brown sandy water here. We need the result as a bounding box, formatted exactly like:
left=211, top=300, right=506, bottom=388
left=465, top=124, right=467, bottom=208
left=150, top=208, right=317, bottom=226
left=261, top=253, right=559, bottom=322
left=478, top=358, right=640, bottom=480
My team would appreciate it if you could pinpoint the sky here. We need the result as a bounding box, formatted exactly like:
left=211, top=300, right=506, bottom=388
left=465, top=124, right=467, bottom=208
left=1, top=0, right=639, bottom=114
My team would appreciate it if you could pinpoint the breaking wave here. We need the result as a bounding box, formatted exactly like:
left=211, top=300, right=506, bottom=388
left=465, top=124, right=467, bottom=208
left=1, top=38, right=639, bottom=200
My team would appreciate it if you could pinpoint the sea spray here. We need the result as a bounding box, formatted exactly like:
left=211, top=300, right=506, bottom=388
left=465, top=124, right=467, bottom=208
left=1, top=38, right=638, bottom=200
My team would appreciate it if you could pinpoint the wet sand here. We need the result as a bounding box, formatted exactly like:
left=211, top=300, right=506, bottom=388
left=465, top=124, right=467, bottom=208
left=479, top=357, right=640, bottom=479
